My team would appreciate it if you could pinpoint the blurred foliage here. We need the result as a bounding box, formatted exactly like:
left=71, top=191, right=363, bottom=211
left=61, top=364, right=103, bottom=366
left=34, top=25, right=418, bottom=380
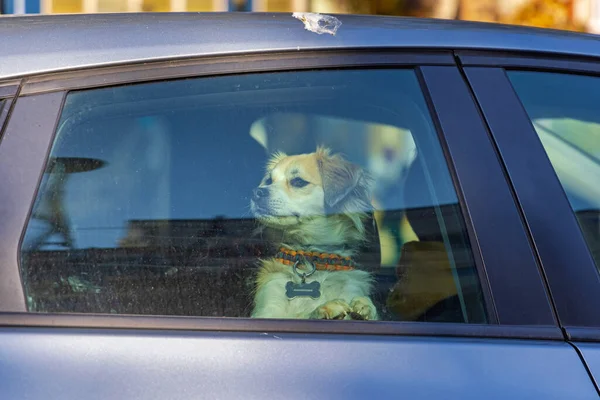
left=312, top=0, right=443, bottom=17
left=503, top=0, right=586, bottom=32
left=308, top=0, right=492, bottom=21
left=45, top=0, right=593, bottom=33
left=311, top=0, right=588, bottom=32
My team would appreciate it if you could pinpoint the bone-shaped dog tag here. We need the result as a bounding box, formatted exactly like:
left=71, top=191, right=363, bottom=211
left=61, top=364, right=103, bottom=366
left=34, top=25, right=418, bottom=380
left=286, top=281, right=321, bottom=299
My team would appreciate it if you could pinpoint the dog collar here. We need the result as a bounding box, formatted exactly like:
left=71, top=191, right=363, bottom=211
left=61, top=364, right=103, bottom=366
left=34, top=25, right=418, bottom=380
left=275, top=247, right=356, bottom=271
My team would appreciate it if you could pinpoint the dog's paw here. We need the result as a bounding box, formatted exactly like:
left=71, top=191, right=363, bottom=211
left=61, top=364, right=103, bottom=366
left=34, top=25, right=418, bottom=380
left=349, top=297, right=378, bottom=321
left=310, top=300, right=351, bottom=320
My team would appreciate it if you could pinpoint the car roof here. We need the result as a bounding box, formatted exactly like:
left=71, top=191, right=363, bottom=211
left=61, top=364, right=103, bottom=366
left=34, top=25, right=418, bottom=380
left=2, top=12, right=600, bottom=80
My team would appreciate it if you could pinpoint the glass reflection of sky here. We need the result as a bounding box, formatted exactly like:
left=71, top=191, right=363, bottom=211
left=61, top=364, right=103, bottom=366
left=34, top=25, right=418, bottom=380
left=24, top=70, right=460, bottom=250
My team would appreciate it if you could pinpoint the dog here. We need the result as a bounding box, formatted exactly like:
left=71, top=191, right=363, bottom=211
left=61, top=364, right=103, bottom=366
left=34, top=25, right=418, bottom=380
left=249, top=114, right=419, bottom=269
left=250, top=146, right=379, bottom=320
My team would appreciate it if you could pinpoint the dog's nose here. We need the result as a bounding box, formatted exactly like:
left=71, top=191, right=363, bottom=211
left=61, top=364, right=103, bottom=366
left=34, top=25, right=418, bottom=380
left=253, top=187, right=269, bottom=199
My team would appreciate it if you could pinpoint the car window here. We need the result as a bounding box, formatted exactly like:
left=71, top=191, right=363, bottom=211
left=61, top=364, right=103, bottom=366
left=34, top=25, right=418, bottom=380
left=0, top=99, right=11, bottom=138
left=20, top=68, right=487, bottom=323
left=508, top=71, right=600, bottom=275
left=0, top=99, right=7, bottom=128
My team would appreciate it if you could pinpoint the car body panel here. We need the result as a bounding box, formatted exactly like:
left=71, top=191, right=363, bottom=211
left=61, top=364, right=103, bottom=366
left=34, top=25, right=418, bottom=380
left=576, top=343, right=600, bottom=390
left=0, top=328, right=597, bottom=400
left=0, top=92, right=65, bottom=312
left=2, top=12, right=600, bottom=80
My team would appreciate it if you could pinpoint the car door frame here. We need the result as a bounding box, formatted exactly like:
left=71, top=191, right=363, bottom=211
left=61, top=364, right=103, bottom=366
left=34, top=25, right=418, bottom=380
left=0, top=49, right=560, bottom=340
left=457, top=50, right=600, bottom=341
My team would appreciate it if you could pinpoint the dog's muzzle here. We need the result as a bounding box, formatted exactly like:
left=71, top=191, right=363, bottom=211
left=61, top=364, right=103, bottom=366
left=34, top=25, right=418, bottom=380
left=253, top=187, right=269, bottom=201
left=251, top=187, right=270, bottom=214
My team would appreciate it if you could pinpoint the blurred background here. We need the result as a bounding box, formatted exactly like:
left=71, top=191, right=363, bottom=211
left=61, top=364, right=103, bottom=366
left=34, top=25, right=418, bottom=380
left=1, top=0, right=600, bottom=34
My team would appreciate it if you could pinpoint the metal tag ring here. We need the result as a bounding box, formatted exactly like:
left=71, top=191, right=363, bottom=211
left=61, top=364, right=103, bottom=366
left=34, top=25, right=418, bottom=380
left=293, top=258, right=316, bottom=279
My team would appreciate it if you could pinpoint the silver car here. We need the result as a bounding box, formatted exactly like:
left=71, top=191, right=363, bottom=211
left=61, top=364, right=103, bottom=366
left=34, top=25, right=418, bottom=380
left=1, top=11, right=600, bottom=399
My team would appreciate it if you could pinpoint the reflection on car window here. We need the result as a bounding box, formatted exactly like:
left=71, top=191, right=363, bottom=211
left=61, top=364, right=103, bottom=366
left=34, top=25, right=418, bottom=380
left=20, top=69, right=487, bottom=323
left=509, top=71, right=600, bottom=274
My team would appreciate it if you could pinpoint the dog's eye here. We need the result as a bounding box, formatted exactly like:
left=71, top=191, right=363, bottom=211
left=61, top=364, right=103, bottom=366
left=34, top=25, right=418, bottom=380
left=290, top=177, right=309, bottom=188
left=264, top=176, right=272, bottom=185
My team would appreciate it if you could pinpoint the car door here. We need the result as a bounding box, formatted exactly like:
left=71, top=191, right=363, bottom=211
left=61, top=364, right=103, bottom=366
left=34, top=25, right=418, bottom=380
left=459, top=51, right=600, bottom=393
left=0, top=50, right=596, bottom=399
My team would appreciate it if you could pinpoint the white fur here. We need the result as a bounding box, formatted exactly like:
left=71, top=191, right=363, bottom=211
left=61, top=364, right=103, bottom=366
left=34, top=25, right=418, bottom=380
left=252, top=265, right=376, bottom=319
left=250, top=148, right=379, bottom=321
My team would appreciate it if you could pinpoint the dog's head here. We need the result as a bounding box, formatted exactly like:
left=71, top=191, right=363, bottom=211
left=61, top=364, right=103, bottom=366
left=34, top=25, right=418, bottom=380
left=251, top=146, right=373, bottom=247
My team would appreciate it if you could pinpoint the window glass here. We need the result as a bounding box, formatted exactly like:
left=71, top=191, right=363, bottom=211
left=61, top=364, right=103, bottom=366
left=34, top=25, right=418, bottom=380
left=0, top=99, right=6, bottom=120
left=508, top=71, right=600, bottom=274
left=21, top=69, right=487, bottom=323
left=0, top=99, right=9, bottom=132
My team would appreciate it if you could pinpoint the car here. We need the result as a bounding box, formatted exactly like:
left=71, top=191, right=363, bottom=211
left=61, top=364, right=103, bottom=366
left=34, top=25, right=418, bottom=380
left=1, top=11, right=600, bottom=399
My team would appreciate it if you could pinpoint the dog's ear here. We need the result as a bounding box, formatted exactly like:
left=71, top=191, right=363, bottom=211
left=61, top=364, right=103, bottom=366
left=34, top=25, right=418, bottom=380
left=316, top=147, right=372, bottom=211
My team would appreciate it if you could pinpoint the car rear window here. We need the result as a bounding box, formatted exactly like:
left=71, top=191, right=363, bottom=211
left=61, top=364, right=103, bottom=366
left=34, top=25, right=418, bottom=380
left=20, top=68, right=488, bottom=323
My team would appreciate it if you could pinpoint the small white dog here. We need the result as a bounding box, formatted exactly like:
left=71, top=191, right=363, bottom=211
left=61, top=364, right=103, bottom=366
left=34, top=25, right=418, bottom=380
left=250, top=146, right=379, bottom=320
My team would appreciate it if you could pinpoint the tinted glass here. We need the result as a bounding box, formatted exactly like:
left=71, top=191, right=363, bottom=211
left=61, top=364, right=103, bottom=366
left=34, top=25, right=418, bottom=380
left=21, top=69, right=487, bottom=323
left=0, top=99, right=9, bottom=135
left=509, top=71, right=600, bottom=276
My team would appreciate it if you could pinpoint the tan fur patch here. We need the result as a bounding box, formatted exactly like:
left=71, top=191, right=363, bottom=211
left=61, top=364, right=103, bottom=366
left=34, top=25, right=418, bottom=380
left=251, top=147, right=379, bottom=320
left=266, top=151, right=288, bottom=172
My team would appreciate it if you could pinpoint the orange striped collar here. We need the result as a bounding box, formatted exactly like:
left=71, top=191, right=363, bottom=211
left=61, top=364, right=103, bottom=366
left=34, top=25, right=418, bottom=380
left=275, top=247, right=356, bottom=271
